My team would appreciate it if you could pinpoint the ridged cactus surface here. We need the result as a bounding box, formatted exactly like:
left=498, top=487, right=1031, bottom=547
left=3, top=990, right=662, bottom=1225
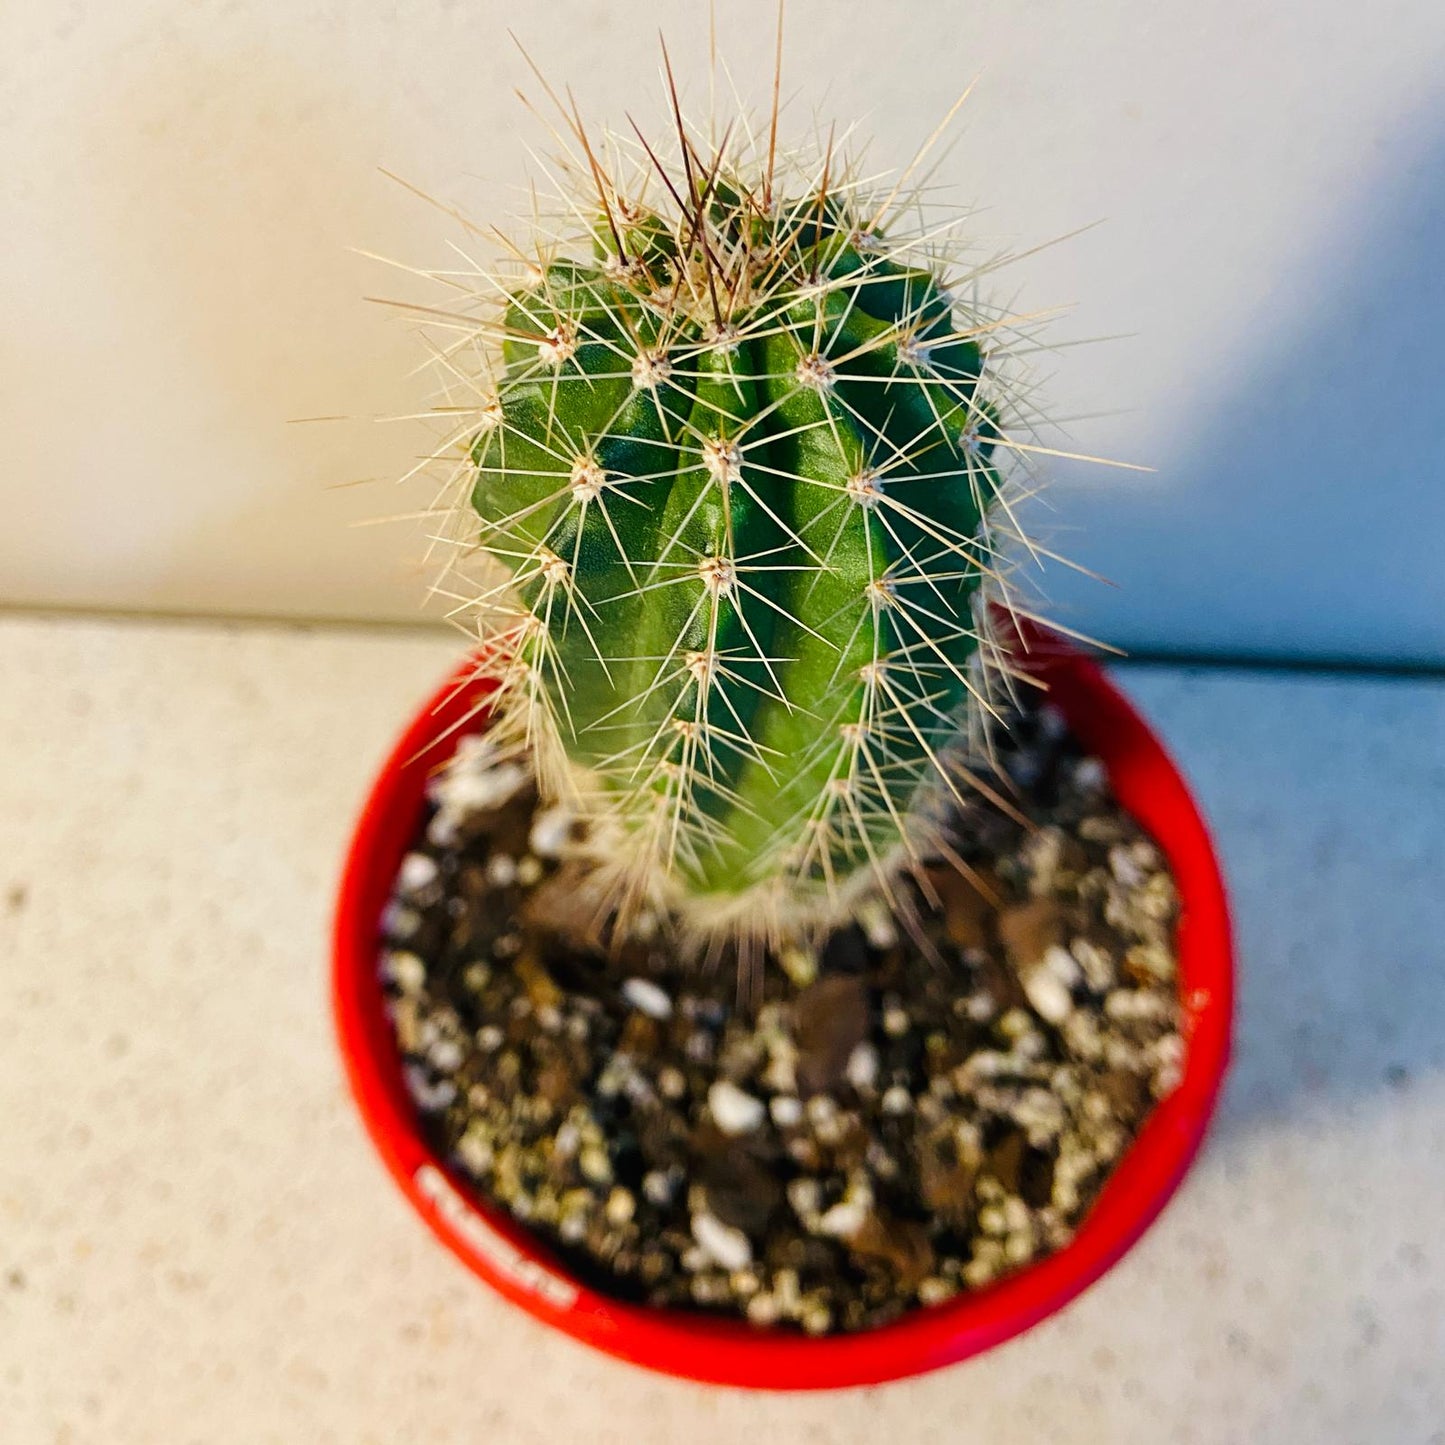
left=459, top=133, right=1012, bottom=929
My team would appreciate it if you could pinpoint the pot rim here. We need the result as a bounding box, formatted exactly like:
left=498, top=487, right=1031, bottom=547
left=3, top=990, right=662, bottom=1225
left=332, top=620, right=1233, bottom=1389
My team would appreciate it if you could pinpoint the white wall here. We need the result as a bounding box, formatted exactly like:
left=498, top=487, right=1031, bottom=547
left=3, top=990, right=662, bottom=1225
left=3, top=1, right=1443, bottom=661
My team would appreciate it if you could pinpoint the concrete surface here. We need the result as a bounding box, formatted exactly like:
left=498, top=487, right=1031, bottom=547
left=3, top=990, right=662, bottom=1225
left=1, top=614, right=1441, bottom=1443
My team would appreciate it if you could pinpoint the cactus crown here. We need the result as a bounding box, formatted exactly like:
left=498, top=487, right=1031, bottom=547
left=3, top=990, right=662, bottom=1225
left=413, top=59, right=1056, bottom=950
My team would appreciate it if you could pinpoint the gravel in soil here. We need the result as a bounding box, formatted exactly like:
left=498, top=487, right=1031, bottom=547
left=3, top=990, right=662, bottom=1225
left=377, top=701, right=1183, bottom=1334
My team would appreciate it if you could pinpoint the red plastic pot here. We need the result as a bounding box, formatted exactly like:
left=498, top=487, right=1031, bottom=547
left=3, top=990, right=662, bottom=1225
left=332, top=621, right=1232, bottom=1389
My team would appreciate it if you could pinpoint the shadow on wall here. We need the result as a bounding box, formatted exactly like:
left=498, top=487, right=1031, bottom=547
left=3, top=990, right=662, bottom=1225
left=1119, top=664, right=1445, bottom=1143
left=1038, top=122, right=1445, bottom=667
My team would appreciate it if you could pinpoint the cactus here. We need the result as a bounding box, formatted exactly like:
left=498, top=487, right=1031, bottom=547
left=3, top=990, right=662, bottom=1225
left=421, top=72, right=1045, bottom=946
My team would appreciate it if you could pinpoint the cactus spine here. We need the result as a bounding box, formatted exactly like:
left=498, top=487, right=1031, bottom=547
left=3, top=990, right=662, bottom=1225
left=426, top=79, right=1037, bottom=944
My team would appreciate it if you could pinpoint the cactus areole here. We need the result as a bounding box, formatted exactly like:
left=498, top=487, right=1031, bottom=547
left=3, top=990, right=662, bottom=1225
left=454, top=116, right=1028, bottom=945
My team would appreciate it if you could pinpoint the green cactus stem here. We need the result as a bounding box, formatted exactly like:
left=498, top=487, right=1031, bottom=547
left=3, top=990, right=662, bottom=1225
left=434, top=102, right=1032, bottom=940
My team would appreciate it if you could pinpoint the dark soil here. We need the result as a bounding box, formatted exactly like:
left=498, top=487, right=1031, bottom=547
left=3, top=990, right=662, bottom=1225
left=377, top=701, right=1182, bottom=1334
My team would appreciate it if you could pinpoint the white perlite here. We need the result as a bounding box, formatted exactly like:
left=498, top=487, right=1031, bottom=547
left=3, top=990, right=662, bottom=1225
left=1042, top=944, right=1082, bottom=989
left=845, top=1042, right=880, bottom=1090
left=642, top=1170, right=675, bottom=1206
left=528, top=805, right=573, bottom=859
left=1108, top=843, right=1148, bottom=888
left=428, top=1037, right=463, bottom=1073
left=707, top=1079, right=766, bottom=1135
left=396, top=852, right=439, bottom=894
left=1023, top=959, right=1075, bottom=1024
left=485, top=854, right=517, bottom=888
left=692, top=1212, right=752, bottom=1271
left=769, top=1095, right=803, bottom=1128
left=787, top=1177, right=822, bottom=1218
left=383, top=951, right=426, bottom=994
left=620, top=977, right=673, bottom=1019
left=428, top=736, right=528, bottom=822
left=816, top=1198, right=870, bottom=1238
left=380, top=901, right=420, bottom=941
left=403, top=1065, right=455, bottom=1112
left=456, top=1125, right=493, bottom=1176
left=917, top=1277, right=954, bottom=1306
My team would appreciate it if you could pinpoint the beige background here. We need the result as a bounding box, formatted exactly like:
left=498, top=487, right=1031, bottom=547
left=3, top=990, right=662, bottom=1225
left=3, top=0, right=1444, bottom=658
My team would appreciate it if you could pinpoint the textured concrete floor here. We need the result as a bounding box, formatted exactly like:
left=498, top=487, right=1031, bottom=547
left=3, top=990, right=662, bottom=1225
left=1, top=614, right=1441, bottom=1444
